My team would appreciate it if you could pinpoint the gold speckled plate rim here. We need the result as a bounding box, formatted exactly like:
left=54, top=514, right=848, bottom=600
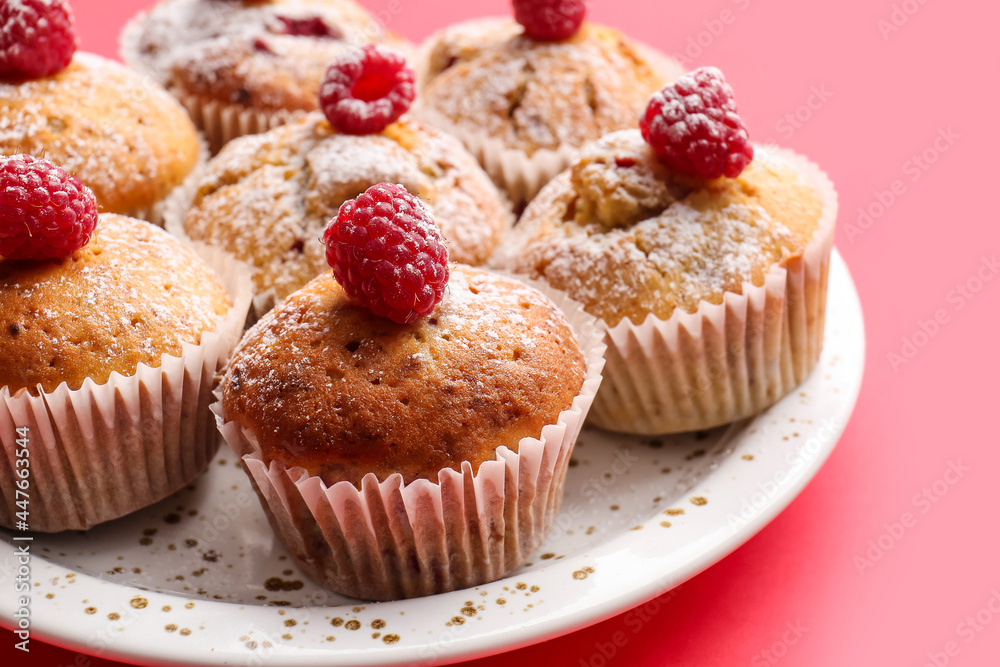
left=0, top=251, right=864, bottom=667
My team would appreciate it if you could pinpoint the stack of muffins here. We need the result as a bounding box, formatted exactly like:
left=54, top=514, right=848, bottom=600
left=0, top=0, right=836, bottom=601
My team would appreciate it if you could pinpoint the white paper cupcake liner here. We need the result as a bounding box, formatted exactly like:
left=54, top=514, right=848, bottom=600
left=121, top=13, right=309, bottom=155
left=414, top=105, right=581, bottom=208
left=412, top=33, right=684, bottom=208
left=587, top=148, right=838, bottom=435
left=213, top=273, right=606, bottom=600
left=174, top=89, right=308, bottom=155
left=0, top=244, right=254, bottom=532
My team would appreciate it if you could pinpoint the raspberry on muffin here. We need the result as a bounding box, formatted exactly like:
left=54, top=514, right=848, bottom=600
left=414, top=3, right=685, bottom=205
left=212, top=182, right=604, bottom=600
left=493, top=69, right=837, bottom=434
left=120, top=0, right=414, bottom=151
left=319, top=44, right=416, bottom=135
left=0, top=157, right=252, bottom=531
left=324, top=182, right=449, bottom=324
left=0, top=154, right=98, bottom=261
left=172, top=52, right=511, bottom=317
left=1, top=4, right=204, bottom=225
left=513, top=0, right=586, bottom=41
left=0, top=0, right=77, bottom=79
left=641, top=66, right=754, bottom=180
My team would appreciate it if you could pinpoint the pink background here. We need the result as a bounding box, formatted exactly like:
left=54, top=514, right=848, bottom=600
left=4, top=0, right=999, bottom=665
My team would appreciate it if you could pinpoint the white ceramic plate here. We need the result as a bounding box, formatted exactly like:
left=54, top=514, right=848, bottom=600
left=0, top=251, right=864, bottom=667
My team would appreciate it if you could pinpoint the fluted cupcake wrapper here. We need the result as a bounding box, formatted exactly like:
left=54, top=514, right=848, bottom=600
left=120, top=15, right=304, bottom=155
left=413, top=42, right=683, bottom=208
left=588, top=148, right=838, bottom=435
left=213, top=273, right=606, bottom=600
left=172, top=90, right=307, bottom=155
left=0, top=244, right=253, bottom=532
left=415, top=105, right=581, bottom=209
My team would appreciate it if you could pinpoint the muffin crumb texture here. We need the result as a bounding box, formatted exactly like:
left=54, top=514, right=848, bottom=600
left=0, top=215, right=231, bottom=394
left=0, top=54, right=201, bottom=214
left=184, top=115, right=509, bottom=301
left=419, top=20, right=673, bottom=154
left=496, top=131, right=823, bottom=326
left=222, top=266, right=585, bottom=485
left=128, top=0, right=393, bottom=112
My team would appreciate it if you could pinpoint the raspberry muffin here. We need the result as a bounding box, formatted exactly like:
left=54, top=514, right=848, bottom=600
left=0, top=156, right=251, bottom=532
left=0, top=1, right=203, bottom=225
left=494, top=68, right=837, bottom=434
left=170, top=47, right=511, bottom=317
left=215, top=184, right=604, bottom=600
left=415, top=0, right=684, bottom=206
left=121, top=0, right=411, bottom=152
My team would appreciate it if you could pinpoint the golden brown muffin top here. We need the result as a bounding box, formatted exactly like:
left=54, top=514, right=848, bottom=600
left=0, top=215, right=231, bottom=395
left=0, top=53, right=201, bottom=215
left=417, top=19, right=682, bottom=155
left=183, top=114, right=510, bottom=304
left=126, top=0, right=403, bottom=112
left=221, top=265, right=586, bottom=486
left=493, top=130, right=824, bottom=327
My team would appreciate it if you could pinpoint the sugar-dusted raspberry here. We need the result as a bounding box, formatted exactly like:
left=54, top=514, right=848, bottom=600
left=512, top=0, right=586, bottom=41
left=324, top=183, right=449, bottom=324
left=0, top=154, right=99, bottom=261
left=318, top=45, right=416, bottom=135
left=0, top=0, right=77, bottom=80
left=640, top=66, right=754, bottom=180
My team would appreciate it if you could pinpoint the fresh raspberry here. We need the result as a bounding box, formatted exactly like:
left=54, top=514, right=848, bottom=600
left=640, top=67, right=753, bottom=180
left=318, top=45, right=416, bottom=135
left=0, top=0, right=77, bottom=80
left=513, top=0, right=586, bottom=41
left=324, top=183, right=449, bottom=325
left=0, top=154, right=99, bottom=261
left=269, top=15, right=343, bottom=40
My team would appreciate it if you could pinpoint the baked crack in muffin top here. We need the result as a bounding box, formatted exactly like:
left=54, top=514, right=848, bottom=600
left=495, top=130, right=823, bottom=326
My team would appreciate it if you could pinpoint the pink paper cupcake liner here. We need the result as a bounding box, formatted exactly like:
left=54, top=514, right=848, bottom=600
left=0, top=244, right=253, bottom=532
left=587, top=148, right=838, bottom=434
left=213, top=274, right=605, bottom=600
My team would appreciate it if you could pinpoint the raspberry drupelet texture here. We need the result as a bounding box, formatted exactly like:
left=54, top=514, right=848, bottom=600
left=0, top=0, right=77, bottom=80
left=512, top=0, right=586, bottom=41
left=324, top=183, right=449, bottom=324
left=0, top=154, right=99, bottom=261
left=640, top=66, right=754, bottom=180
left=319, top=45, right=416, bottom=135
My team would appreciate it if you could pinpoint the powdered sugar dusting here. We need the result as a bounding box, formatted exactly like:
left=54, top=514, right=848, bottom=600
left=184, top=114, right=508, bottom=304
left=221, top=264, right=585, bottom=478
left=1, top=214, right=230, bottom=392
left=495, top=131, right=819, bottom=326
left=0, top=53, right=199, bottom=212
left=125, top=0, right=390, bottom=109
left=417, top=20, right=673, bottom=153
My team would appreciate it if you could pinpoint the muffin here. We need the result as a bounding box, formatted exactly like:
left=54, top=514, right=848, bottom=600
left=494, top=128, right=836, bottom=434
left=415, top=13, right=684, bottom=206
left=215, top=261, right=604, bottom=600
left=0, top=52, right=204, bottom=226
left=121, top=0, right=411, bottom=152
left=0, top=212, right=252, bottom=532
left=171, top=114, right=512, bottom=317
